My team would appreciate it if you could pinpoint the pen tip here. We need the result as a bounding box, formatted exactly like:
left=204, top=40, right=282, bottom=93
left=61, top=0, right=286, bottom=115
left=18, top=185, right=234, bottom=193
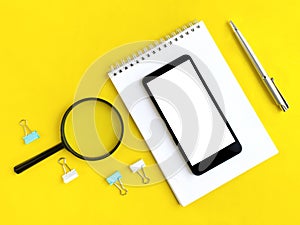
left=281, top=104, right=289, bottom=112
left=229, top=20, right=237, bottom=31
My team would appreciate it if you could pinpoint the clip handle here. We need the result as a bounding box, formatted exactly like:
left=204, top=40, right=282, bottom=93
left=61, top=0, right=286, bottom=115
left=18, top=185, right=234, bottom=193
left=19, top=119, right=32, bottom=136
left=114, top=180, right=128, bottom=196
left=136, top=168, right=150, bottom=184
left=58, top=157, right=72, bottom=174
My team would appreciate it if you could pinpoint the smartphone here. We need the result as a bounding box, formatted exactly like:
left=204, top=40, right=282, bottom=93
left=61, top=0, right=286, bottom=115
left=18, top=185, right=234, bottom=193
left=142, top=55, right=242, bottom=175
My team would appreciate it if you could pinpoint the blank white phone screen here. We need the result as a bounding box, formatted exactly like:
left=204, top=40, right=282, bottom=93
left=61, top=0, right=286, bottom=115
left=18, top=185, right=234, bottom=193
left=147, top=60, right=235, bottom=165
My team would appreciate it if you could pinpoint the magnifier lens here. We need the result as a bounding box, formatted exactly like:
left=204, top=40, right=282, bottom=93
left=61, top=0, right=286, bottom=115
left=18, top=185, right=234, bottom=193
left=63, top=100, right=123, bottom=158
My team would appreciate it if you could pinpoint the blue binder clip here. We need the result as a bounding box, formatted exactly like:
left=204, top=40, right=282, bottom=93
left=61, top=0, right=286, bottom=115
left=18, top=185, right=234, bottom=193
left=20, top=119, right=40, bottom=144
left=106, top=171, right=128, bottom=196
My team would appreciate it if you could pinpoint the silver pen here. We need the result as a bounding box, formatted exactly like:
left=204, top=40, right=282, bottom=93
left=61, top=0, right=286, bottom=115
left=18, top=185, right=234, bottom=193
left=229, top=20, right=289, bottom=112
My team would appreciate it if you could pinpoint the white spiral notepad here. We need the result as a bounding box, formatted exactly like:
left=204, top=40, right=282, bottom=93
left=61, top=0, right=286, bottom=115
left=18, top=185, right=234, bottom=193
left=108, top=21, right=278, bottom=206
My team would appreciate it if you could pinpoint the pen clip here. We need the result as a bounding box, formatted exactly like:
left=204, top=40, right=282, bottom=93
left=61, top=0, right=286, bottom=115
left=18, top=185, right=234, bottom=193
left=270, top=77, right=289, bottom=111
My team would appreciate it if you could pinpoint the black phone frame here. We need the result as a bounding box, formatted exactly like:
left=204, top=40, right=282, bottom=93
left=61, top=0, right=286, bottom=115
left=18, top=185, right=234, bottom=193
left=142, top=54, right=242, bottom=175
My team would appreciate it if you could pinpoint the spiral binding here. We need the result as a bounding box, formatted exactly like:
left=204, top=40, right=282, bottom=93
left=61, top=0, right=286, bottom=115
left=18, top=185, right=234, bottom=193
left=109, top=20, right=201, bottom=76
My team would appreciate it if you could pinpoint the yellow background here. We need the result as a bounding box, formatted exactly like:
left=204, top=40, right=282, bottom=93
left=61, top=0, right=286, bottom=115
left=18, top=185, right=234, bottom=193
left=0, top=0, right=299, bottom=224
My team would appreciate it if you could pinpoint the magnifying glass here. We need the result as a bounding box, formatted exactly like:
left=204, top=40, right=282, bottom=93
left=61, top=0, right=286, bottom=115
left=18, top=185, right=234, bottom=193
left=14, top=97, right=124, bottom=174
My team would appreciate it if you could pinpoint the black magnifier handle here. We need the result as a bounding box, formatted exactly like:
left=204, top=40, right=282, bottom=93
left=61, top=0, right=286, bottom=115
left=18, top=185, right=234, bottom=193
left=14, top=143, right=64, bottom=174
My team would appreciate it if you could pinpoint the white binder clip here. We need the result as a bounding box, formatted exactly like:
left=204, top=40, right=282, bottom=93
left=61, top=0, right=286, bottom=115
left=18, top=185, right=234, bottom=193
left=106, top=171, right=128, bottom=196
left=19, top=119, right=40, bottom=144
left=58, top=157, right=78, bottom=184
left=129, top=159, right=150, bottom=184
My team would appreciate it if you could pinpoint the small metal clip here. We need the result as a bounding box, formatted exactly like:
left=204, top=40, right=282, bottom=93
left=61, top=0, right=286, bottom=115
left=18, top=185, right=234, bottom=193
left=138, top=50, right=143, bottom=56
left=110, top=65, right=115, bottom=71
left=132, top=53, right=137, bottom=59
left=176, top=28, right=182, bottom=34
left=58, top=157, right=78, bottom=184
left=19, top=119, right=40, bottom=144
left=129, top=159, right=150, bottom=184
left=106, top=171, right=128, bottom=196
